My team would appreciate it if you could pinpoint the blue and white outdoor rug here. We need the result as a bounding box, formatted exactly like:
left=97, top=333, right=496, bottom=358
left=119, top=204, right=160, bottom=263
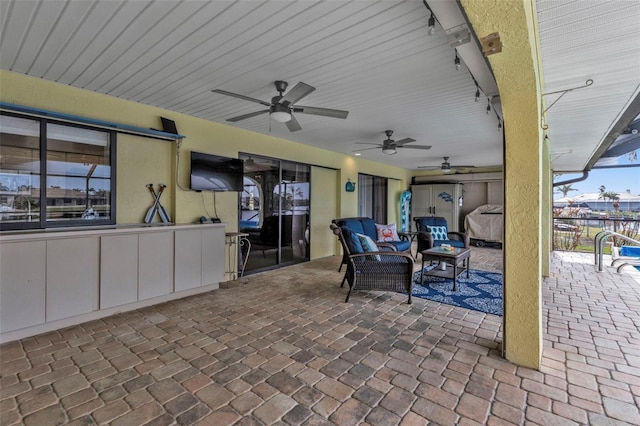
left=412, top=267, right=503, bottom=316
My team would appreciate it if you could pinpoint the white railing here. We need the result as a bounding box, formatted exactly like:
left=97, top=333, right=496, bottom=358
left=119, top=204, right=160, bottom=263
left=594, top=230, right=640, bottom=272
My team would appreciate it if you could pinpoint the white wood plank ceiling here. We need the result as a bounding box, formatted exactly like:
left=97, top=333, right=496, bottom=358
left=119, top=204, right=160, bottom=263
left=1, top=0, right=638, bottom=173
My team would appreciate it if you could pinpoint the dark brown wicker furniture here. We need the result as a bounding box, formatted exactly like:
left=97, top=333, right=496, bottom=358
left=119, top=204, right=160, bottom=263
left=414, top=216, right=470, bottom=253
left=420, top=246, right=471, bottom=291
left=330, top=223, right=415, bottom=303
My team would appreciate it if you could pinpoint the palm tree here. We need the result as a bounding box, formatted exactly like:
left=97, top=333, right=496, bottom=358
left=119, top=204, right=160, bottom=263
left=555, top=184, right=578, bottom=198
left=598, top=185, right=607, bottom=211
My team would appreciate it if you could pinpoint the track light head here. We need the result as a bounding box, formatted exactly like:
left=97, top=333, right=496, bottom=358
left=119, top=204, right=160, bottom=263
left=475, top=88, right=480, bottom=102
left=486, top=98, right=491, bottom=114
left=454, top=50, right=461, bottom=71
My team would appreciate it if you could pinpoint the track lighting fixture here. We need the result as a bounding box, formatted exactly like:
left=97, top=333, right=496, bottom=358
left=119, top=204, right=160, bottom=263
left=498, top=120, right=502, bottom=130
left=454, top=50, right=461, bottom=71
left=486, top=98, right=491, bottom=114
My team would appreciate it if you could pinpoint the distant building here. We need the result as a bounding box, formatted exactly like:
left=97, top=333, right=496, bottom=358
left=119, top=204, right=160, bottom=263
left=554, top=190, right=640, bottom=212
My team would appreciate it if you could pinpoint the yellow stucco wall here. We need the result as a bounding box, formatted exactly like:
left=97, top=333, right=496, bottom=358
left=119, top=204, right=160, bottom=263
left=0, top=70, right=413, bottom=263
left=462, top=0, right=544, bottom=368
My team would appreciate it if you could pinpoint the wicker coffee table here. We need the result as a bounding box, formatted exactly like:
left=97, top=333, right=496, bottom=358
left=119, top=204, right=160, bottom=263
left=420, top=246, right=471, bottom=291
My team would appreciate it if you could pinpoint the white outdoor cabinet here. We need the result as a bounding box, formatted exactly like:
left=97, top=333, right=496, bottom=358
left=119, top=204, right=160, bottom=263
left=0, top=223, right=226, bottom=343
left=0, top=241, right=46, bottom=332
left=100, top=234, right=139, bottom=309
left=138, top=231, right=174, bottom=300
left=46, top=237, right=99, bottom=322
left=174, top=227, right=226, bottom=291
left=411, top=183, right=463, bottom=231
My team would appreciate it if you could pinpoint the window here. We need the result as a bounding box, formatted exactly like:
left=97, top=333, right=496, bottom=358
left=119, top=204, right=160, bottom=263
left=0, top=113, right=115, bottom=230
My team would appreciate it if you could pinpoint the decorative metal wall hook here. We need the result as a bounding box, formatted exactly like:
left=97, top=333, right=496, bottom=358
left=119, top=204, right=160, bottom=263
left=542, top=79, right=593, bottom=114
left=540, top=79, right=593, bottom=130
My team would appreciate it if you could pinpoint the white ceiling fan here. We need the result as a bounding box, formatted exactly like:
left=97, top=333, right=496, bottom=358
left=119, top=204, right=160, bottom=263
left=353, top=130, right=432, bottom=155
left=418, top=156, right=476, bottom=173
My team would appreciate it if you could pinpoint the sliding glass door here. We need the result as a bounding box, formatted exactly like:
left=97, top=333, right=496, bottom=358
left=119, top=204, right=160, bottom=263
left=239, top=154, right=310, bottom=274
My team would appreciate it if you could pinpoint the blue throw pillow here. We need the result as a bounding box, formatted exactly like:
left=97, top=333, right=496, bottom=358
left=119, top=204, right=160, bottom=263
left=427, top=225, right=448, bottom=240
left=356, top=233, right=381, bottom=261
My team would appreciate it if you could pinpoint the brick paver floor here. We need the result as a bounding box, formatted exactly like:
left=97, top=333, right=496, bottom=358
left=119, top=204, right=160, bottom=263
left=1, top=247, right=639, bottom=425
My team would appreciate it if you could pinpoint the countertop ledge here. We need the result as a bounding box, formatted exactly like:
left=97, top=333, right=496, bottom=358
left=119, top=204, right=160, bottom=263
left=0, top=222, right=227, bottom=241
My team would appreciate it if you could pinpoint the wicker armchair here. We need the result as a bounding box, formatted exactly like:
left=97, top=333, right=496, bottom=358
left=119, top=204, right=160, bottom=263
left=414, top=216, right=470, bottom=253
left=330, top=223, right=415, bottom=304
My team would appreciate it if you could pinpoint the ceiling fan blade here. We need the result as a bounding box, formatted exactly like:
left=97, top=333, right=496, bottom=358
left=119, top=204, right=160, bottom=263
left=355, top=142, right=382, bottom=146
left=280, top=82, right=315, bottom=107
left=226, top=109, right=270, bottom=122
left=394, top=138, right=416, bottom=146
left=293, top=106, right=349, bottom=119
left=285, top=114, right=302, bottom=132
left=451, top=165, right=476, bottom=168
left=353, top=146, right=382, bottom=152
left=212, top=89, right=271, bottom=107
left=417, top=165, right=440, bottom=169
left=399, top=144, right=432, bottom=150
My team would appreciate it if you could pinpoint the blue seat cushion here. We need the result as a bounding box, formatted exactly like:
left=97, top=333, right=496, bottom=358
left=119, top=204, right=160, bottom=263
left=435, top=239, right=466, bottom=248
left=388, top=240, right=411, bottom=252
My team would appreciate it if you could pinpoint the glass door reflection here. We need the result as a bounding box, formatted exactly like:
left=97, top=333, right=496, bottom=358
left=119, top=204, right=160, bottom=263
left=239, top=154, right=310, bottom=274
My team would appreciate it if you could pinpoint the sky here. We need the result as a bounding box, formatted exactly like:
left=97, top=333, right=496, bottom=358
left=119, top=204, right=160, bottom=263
left=553, top=150, right=640, bottom=199
left=555, top=167, right=640, bottom=197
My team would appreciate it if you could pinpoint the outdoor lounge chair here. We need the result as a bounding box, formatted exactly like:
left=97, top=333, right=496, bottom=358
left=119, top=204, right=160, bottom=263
left=330, top=223, right=414, bottom=303
left=414, top=216, right=470, bottom=253
left=332, top=217, right=411, bottom=271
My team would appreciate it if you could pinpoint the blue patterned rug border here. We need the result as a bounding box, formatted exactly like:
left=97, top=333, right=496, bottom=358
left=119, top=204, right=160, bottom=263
left=412, top=267, right=503, bottom=316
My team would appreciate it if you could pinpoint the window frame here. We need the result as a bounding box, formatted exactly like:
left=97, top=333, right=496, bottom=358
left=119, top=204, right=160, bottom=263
left=0, top=111, right=117, bottom=231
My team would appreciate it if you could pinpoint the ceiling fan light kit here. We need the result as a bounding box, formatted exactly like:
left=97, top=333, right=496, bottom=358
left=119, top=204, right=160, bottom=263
left=382, top=147, right=397, bottom=155
left=270, top=104, right=291, bottom=122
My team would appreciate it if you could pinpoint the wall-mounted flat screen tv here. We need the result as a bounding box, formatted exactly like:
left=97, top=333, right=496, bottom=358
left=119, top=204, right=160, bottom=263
left=190, top=151, right=244, bottom=192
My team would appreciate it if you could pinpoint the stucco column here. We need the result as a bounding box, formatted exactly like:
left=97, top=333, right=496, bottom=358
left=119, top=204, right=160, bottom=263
left=462, top=0, right=543, bottom=368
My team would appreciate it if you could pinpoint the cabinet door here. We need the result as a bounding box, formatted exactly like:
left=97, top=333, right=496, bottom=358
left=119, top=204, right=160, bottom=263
left=174, top=229, right=203, bottom=291
left=432, top=184, right=459, bottom=231
left=0, top=241, right=46, bottom=332
left=202, top=227, right=225, bottom=285
left=100, top=234, right=138, bottom=309
left=47, top=237, right=99, bottom=322
left=138, top=231, right=174, bottom=300
left=411, top=185, right=433, bottom=222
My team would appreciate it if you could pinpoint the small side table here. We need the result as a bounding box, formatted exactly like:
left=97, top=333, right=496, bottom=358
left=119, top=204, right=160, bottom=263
left=398, top=231, right=420, bottom=259
left=225, top=232, right=251, bottom=280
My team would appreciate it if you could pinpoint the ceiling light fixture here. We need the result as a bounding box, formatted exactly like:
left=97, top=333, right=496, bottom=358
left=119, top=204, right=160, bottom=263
left=270, top=104, right=292, bottom=122
left=423, top=1, right=436, bottom=35
left=454, top=49, right=461, bottom=71
left=486, top=98, right=491, bottom=114
left=354, top=152, right=361, bottom=156
left=382, top=147, right=397, bottom=155
left=428, top=13, right=436, bottom=35
left=473, top=78, right=481, bottom=102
